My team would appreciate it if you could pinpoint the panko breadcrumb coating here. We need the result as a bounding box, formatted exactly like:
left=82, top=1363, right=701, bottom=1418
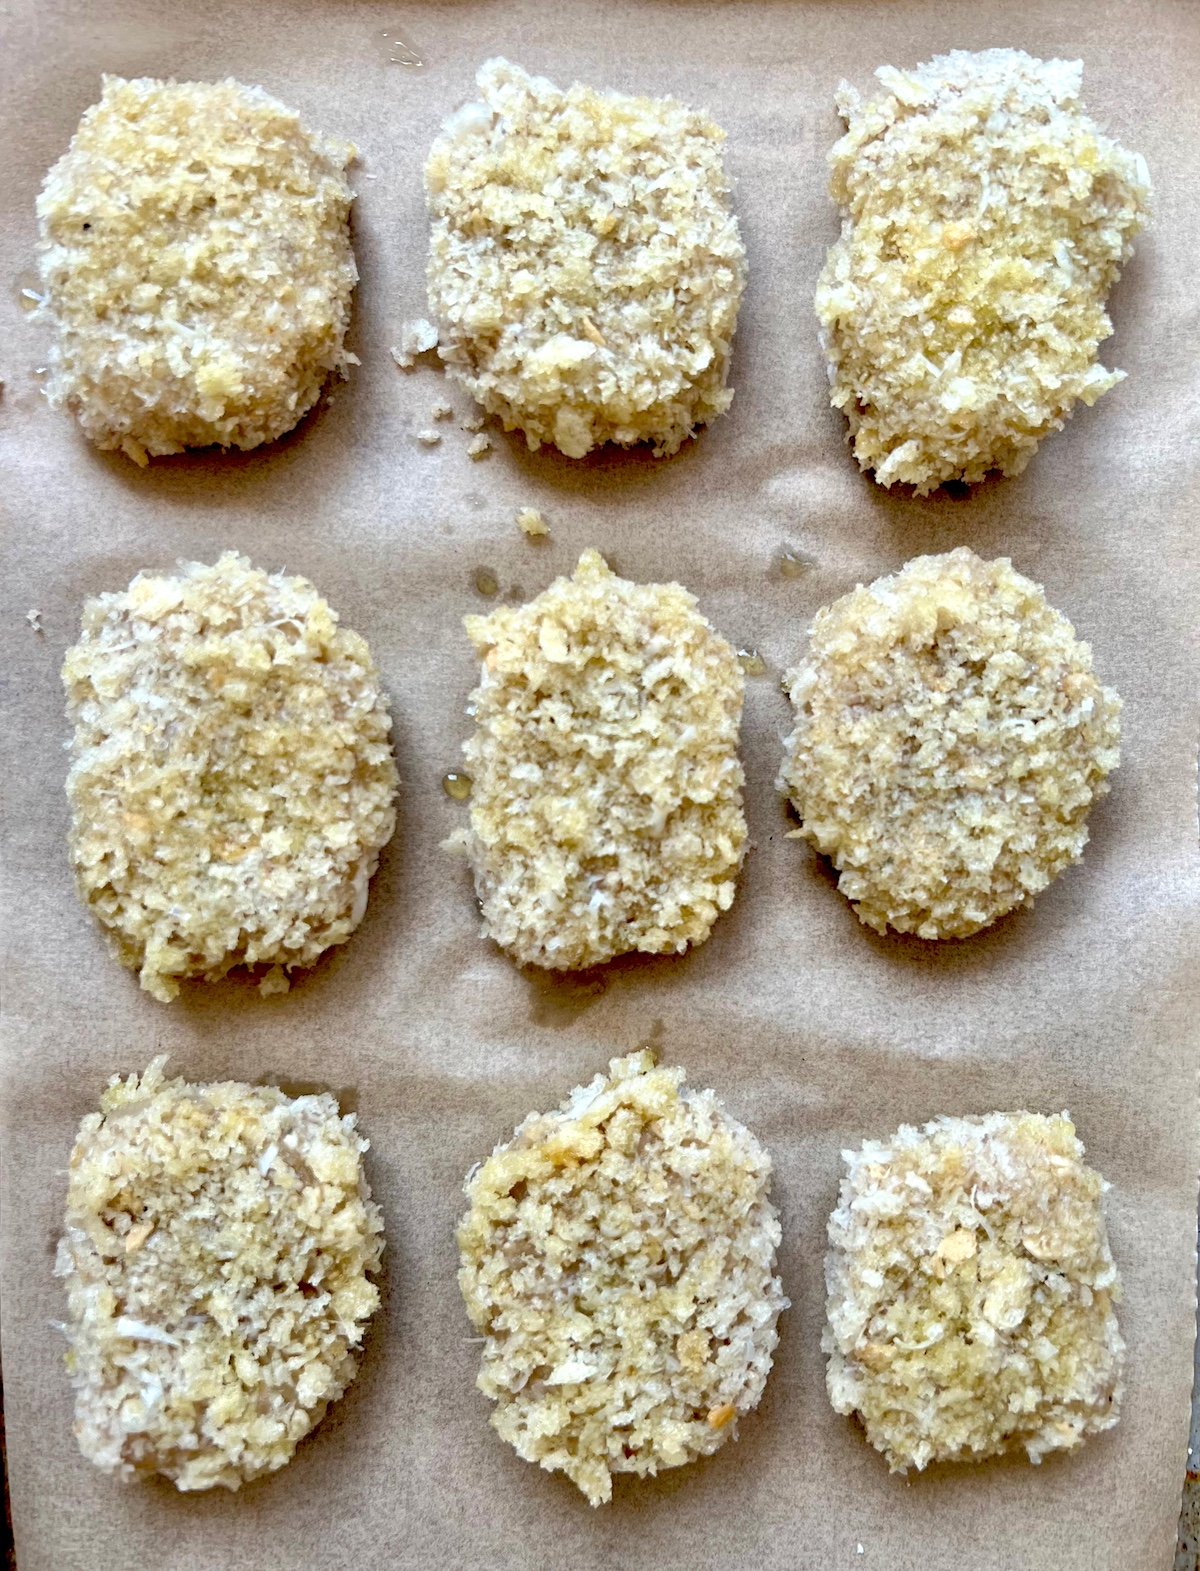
left=816, top=50, right=1150, bottom=492
left=63, top=553, right=398, bottom=1001
left=36, top=76, right=358, bottom=463
left=458, top=1051, right=787, bottom=1505
left=57, top=1059, right=384, bottom=1489
left=425, top=59, right=746, bottom=458
left=451, top=550, right=747, bottom=969
left=778, top=549, right=1120, bottom=939
left=825, top=1112, right=1123, bottom=1471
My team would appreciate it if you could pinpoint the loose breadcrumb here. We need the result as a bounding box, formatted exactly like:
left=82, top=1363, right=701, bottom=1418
left=431, top=399, right=454, bottom=421
left=825, top=1111, right=1123, bottom=1471
left=36, top=76, right=358, bottom=460
left=465, top=432, right=492, bottom=459
left=63, top=552, right=398, bottom=1001
left=778, top=548, right=1120, bottom=938
left=57, top=1059, right=384, bottom=1489
left=453, top=549, right=746, bottom=969
left=458, top=1050, right=787, bottom=1505
left=816, top=50, right=1150, bottom=492
left=425, top=59, right=746, bottom=459
left=26, top=608, right=43, bottom=632
left=516, top=506, right=549, bottom=539
left=416, top=427, right=442, bottom=445
left=390, top=317, right=439, bottom=369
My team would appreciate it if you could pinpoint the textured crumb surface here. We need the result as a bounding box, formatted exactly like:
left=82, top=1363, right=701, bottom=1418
left=825, top=1111, right=1123, bottom=1472
left=516, top=506, right=549, bottom=538
left=458, top=1050, right=787, bottom=1505
left=36, top=75, right=357, bottom=462
left=779, top=548, right=1120, bottom=939
left=816, top=49, right=1150, bottom=493
left=63, top=552, right=398, bottom=1001
left=454, top=549, right=746, bottom=969
left=57, top=1059, right=384, bottom=1489
left=425, top=58, right=745, bottom=459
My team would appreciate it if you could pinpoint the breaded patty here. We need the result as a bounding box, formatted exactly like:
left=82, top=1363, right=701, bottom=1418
left=825, top=1111, right=1123, bottom=1471
left=451, top=550, right=746, bottom=969
left=458, top=1050, right=787, bottom=1505
left=778, top=549, right=1120, bottom=939
left=425, top=59, right=746, bottom=458
left=36, top=76, right=357, bottom=462
left=63, top=553, right=398, bottom=1000
left=816, top=50, right=1150, bottom=492
left=57, top=1060, right=384, bottom=1489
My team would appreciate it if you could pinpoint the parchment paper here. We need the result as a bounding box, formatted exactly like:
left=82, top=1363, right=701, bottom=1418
left=2, top=2, right=1198, bottom=1568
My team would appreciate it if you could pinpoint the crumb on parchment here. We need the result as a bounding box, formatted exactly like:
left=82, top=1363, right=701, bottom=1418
left=516, top=506, right=549, bottom=538
left=390, top=316, right=439, bottom=369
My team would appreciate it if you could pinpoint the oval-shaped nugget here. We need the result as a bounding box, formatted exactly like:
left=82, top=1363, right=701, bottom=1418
left=425, top=58, right=746, bottom=458
left=778, top=548, right=1120, bottom=939
left=825, top=1111, right=1123, bottom=1471
left=453, top=549, right=747, bottom=969
left=458, top=1050, right=787, bottom=1505
left=57, top=1059, right=384, bottom=1489
left=36, top=76, right=358, bottom=463
left=816, top=50, right=1150, bottom=492
left=63, top=552, right=398, bottom=1001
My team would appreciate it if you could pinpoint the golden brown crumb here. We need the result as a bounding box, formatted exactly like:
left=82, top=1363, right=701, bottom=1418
left=37, top=76, right=358, bottom=459
left=825, top=1111, right=1123, bottom=1471
left=816, top=50, right=1150, bottom=492
left=452, top=550, right=746, bottom=969
left=63, top=552, right=398, bottom=1000
left=458, top=1051, right=786, bottom=1505
left=778, top=548, right=1120, bottom=938
left=58, top=1059, right=384, bottom=1489
left=425, top=59, right=745, bottom=458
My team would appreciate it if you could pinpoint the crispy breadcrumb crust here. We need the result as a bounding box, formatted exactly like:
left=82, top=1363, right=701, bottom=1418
left=458, top=1051, right=787, bottom=1505
left=37, top=76, right=358, bottom=462
left=825, top=1112, right=1123, bottom=1471
left=63, top=553, right=398, bottom=1001
left=816, top=50, right=1150, bottom=492
left=778, top=549, right=1120, bottom=939
left=425, top=59, right=746, bottom=458
left=57, top=1060, right=384, bottom=1489
left=452, top=550, right=747, bottom=969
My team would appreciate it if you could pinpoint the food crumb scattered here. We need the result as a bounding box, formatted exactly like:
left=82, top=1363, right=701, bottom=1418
left=460, top=409, right=485, bottom=432
left=26, top=608, right=43, bottom=632
left=390, top=316, right=439, bottom=369
left=431, top=399, right=453, bottom=420
left=465, top=432, right=492, bottom=459
left=416, top=427, right=442, bottom=445
left=516, top=506, right=549, bottom=539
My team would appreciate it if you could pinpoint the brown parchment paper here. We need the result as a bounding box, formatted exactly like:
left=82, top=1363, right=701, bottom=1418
left=1, top=2, right=1198, bottom=1567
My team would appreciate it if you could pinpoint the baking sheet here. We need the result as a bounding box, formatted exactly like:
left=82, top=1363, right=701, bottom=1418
left=1, top=1, right=1198, bottom=1567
